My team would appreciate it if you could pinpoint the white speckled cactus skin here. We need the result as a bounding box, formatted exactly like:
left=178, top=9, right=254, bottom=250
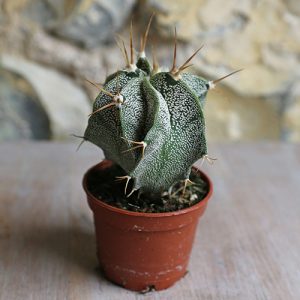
left=82, top=21, right=235, bottom=195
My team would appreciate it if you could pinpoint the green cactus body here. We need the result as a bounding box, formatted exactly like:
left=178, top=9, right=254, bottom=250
left=131, top=72, right=207, bottom=193
left=130, top=77, right=172, bottom=193
left=85, top=69, right=146, bottom=172
left=181, top=73, right=208, bottom=107
left=137, top=55, right=152, bottom=75
left=84, top=53, right=210, bottom=195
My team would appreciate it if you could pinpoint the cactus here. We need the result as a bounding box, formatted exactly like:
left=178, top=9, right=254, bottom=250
left=83, top=17, right=241, bottom=197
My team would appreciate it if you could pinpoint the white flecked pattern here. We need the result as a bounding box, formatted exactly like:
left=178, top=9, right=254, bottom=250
left=84, top=57, right=208, bottom=193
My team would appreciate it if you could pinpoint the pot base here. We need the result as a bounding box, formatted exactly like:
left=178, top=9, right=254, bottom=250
left=103, top=267, right=187, bottom=291
left=102, top=260, right=188, bottom=292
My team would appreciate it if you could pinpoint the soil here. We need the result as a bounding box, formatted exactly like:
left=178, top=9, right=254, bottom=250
left=87, top=163, right=209, bottom=213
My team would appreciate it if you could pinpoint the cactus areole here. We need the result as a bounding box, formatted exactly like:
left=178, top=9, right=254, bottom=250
left=83, top=20, right=240, bottom=204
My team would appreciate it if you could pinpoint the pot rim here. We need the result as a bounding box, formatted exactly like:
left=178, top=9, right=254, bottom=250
left=83, top=160, right=213, bottom=218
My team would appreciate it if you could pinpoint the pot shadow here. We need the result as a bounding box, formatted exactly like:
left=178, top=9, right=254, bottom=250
left=20, top=224, right=112, bottom=287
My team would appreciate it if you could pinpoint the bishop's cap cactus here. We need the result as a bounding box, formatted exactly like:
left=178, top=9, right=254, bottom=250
left=83, top=16, right=241, bottom=196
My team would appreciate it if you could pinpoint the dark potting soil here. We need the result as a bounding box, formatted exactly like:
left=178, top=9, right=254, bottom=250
left=87, top=163, right=209, bottom=213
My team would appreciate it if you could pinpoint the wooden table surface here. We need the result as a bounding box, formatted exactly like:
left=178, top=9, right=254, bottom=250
left=0, top=142, right=300, bottom=300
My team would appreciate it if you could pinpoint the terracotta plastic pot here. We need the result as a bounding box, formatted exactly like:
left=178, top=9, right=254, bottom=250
left=83, top=160, right=213, bottom=291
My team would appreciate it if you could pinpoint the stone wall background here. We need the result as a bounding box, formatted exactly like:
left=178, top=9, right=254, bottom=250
left=0, top=0, right=299, bottom=142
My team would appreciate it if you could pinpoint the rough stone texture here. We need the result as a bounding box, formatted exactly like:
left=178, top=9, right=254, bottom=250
left=0, top=0, right=300, bottom=142
left=21, top=0, right=136, bottom=48
left=146, top=0, right=300, bottom=141
left=149, top=0, right=300, bottom=95
left=0, top=68, right=51, bottom=140
left=55, top=0, right=136, bottom=48
left=22, top=0, right=59, bottom=27
left=26, top=29, right=105, bottom=82
left=25, top=28, right=125, bottom=89
left=1, top=55, right=91, bottom=139
left=205, top=87, right=280, bottom=142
